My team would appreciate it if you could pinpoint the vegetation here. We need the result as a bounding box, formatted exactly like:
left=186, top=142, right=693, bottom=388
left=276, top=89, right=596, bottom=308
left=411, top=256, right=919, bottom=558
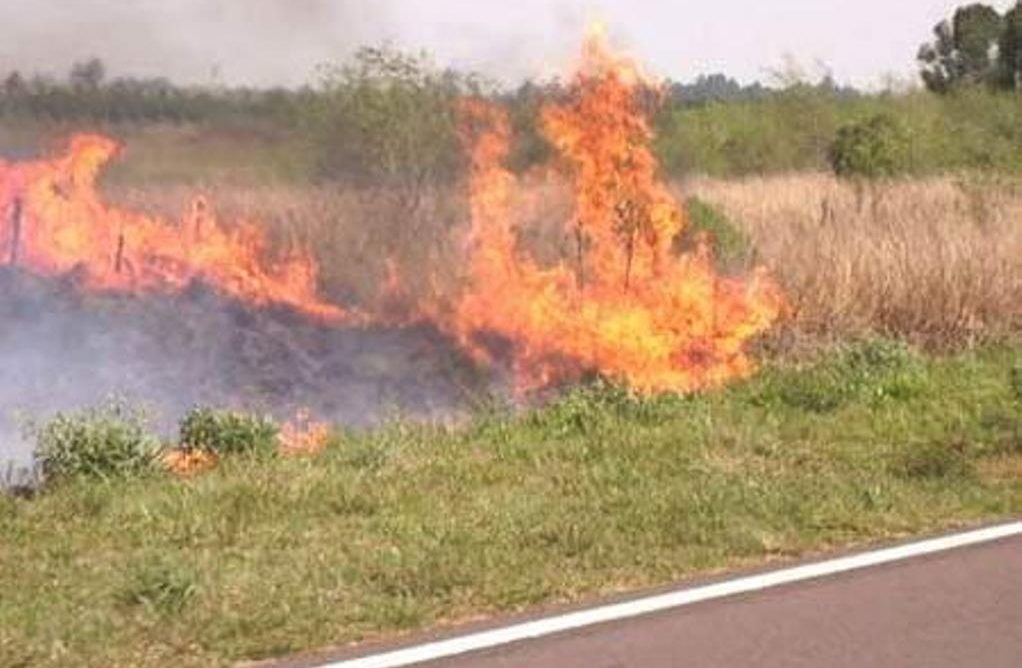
left=8, top=4, right=1022, bottom=182
left=828, top=114, right=911, bottom=180
left=918, top=2, right=1022, bottom=92
left=178, top=408, right=279, bottom=458
left=2, top=3, right=1022, bottom=665
left=27, top=398, right=160, bottom=481
left=1, top=343, right=1019, bottom=667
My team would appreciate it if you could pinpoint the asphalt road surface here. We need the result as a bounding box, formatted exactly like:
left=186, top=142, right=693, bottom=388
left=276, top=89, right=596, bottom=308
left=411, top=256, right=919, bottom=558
left=434, top=536, right=1021, bottom=668
left=272, top=527, right=1021, bottom=668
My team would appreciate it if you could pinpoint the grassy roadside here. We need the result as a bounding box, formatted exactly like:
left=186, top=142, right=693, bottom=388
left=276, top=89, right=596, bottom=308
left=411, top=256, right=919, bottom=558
left=2, top=340, right=1020, bottom=667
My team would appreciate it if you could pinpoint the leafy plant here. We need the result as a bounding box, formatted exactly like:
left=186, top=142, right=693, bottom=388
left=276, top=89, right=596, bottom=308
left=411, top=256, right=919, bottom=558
left=29, top=398, right=160, bottom=481
left=829, top=113, right=911, bottom=179
left=178, top=408, right=279, bottom=457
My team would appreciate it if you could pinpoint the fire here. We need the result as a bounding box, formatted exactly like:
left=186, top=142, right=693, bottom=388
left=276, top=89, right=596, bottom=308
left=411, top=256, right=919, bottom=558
left=0, top=134, right=345, bottom=321
left=451, top=31, right=783, bottom=393
left=278, top=409, right=331, bottom=457
left=0, top=29, right=783, bottom=399
left=161, top=448, right=219, bottom=478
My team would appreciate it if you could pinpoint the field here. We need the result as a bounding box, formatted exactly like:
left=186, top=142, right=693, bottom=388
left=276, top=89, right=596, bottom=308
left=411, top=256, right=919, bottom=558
left=3, top=75, right=1022, bottom=666
left=2, top=341, right=1020, bottom=667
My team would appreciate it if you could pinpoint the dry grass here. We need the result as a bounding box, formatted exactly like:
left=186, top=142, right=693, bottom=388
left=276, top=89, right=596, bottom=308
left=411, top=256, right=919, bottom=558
left=688, top=174, right=1022, bottom=349
left=106, top=173, right=1022, bottom=350
left=106, top=182, right=468, bottom=309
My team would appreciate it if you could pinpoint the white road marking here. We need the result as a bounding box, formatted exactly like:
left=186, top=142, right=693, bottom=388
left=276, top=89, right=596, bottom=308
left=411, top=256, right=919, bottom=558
left=317, top=521, right=1022, bottom=668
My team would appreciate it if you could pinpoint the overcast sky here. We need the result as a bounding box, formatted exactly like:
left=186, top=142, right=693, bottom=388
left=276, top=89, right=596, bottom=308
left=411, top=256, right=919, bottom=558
left=0, top=1, right=1017, bottom=88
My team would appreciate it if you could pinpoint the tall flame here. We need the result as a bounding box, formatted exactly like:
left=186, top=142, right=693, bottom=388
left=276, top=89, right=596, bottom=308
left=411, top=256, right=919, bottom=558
left=452, top=32, right=783, bottom=393
left=0, top=134, right=344, bottom=321
left=0, top=31, right=783, bottom=398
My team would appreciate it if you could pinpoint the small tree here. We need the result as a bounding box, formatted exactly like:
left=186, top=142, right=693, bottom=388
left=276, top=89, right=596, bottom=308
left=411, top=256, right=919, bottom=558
left=307, top=45, right=482, bottom=303
left=310, top=46, right=473, bottom=204
left=829, top=114, right=910, bottom=180
left=829, top=114, right=911, bottom=214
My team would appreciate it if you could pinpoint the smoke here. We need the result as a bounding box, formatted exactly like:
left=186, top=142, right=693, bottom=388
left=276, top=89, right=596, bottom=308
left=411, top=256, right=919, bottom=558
left=0, top=0, right=395, bottom=87
left=0, top=268, right=482, bottom=478
left=0, top=0, right=601, bottom=88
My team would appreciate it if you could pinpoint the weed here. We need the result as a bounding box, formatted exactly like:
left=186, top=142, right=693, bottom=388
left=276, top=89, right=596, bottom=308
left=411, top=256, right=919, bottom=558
left=28, top=398, right=160, bottom=481
left=178, top=408, right=279, bottom=457
left=1010, top=363, right=1022, bottom=403
left=893, top=438, right=974, bottom=480
left=753, top=338, right=926, bottom=413
left=118, top=559, right=198, bottom=616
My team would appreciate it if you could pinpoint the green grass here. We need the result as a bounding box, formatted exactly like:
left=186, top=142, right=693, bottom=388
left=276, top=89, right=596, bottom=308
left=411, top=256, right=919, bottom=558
left=1, top=342, right=1020, bottom=667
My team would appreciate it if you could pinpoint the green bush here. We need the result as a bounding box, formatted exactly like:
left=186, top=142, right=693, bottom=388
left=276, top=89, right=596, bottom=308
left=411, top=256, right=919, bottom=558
left=681, top=198, right=750, bottom=268
left=829, top=113, right=911, bottom=179
left=178, top=408, right=279, bottom=457
left=30, top=399, right=160, bottom=481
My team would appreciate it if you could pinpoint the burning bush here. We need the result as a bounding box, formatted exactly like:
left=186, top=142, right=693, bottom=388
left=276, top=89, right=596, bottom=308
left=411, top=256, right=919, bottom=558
left=29, top=398, right=160, bottom=480
left=178, top=407, right=279, bottom=457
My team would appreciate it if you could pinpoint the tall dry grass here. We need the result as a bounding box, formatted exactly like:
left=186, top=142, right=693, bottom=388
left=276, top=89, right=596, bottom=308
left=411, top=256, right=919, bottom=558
left=107, top=173, right=1022, bottom=350
left=688, top=174, right=1022, bottom=348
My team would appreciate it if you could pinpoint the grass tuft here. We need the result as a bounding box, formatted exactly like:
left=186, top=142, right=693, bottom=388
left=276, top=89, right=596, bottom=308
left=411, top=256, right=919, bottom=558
left=28, top=398, right=160, bottom=482
left=117, top=558, right=198, bottom=617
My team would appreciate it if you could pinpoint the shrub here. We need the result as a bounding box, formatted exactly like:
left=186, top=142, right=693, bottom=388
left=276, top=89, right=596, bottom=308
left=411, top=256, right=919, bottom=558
left=30, top=399, right=160, bottom=481
left=178, top=407, right=279, bottom=457
left=681, top=197, right=750, bottom=268
left=828, top=113, right=911, bottom=179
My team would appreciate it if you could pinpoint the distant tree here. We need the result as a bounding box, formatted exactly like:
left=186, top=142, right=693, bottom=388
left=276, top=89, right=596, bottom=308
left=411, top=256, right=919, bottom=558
left=69, top=58, right=106, bottom=90
left=3, top=71, right=26, bottom=96
left=666, top=74, right=769, bottom=105
left=918, top=4, right=1004, bottom=92
left=998, top=2, right=1022, bottom=88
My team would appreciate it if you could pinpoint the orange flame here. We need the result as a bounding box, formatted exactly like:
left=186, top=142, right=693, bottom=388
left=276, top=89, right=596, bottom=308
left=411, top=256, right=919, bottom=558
left=161, top=448, right=219, bottom=477
left=278, top=408, right=331, bottom=457
left=0, top=30, right=784, bottom=398
left=451, top=32, right=784, bottom=393
left=0, top=134, right=345, bottom=321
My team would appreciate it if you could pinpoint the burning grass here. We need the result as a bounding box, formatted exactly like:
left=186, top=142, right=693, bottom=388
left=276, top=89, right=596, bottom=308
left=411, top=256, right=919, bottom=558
left=2, top=341, right=1020, bottom=667
left=1, top=31, right=784, bottom=398
left=99, top=172, right=1022, bottom=361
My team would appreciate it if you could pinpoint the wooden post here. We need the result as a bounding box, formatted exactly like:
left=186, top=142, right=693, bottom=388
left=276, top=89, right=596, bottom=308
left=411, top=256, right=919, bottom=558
left=8, top=196, right=22, bottom=266
left=114, top=231, right=125, bottom=274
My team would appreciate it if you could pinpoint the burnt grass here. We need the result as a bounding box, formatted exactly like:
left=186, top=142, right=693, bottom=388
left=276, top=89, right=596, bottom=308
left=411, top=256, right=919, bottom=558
left=0, top=267, right=483, bottom=435
left=1, top=337, right=1020, bottom=667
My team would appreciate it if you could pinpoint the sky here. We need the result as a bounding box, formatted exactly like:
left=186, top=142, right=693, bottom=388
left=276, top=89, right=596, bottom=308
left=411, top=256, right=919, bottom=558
left=0, top=1, right=1017, bottom=89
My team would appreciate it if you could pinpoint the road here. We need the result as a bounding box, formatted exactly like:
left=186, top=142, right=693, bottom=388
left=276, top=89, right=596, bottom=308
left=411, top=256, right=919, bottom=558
left=271, top=525, right=1021, bottom=668
left=434, top=535, right=1021, bottom=668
